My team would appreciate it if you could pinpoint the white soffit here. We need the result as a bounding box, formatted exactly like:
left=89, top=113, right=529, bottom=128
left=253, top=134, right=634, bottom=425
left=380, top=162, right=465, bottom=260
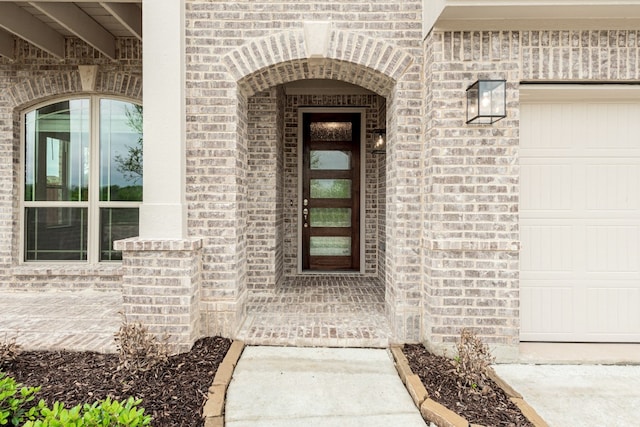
left=428, top=1, right=640, bottom=31
left=0, top=1, right=142, bottom=60
left=520, top=84, right=640, bottom=103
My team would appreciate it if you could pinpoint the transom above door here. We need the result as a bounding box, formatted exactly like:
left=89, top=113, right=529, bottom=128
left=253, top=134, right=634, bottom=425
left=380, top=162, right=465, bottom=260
left=301, top=111, right=362, bottom=272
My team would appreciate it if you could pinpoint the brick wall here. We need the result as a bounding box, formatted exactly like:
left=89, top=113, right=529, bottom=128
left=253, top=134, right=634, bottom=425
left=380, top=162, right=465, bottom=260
left=186, top=0, right=424, bottom=340
left=6, top=4, right=635, bottom=354
left=115, top=238, right=202, bottom=354
left=246, top=89, right=390, bottom=289
left=246, top=88, right=285, bottom=293
left=0, top=37, right=142, bottom=292
left=423, top=29, right=640, bottom=359
left=376, top=98, right=387, bottom=282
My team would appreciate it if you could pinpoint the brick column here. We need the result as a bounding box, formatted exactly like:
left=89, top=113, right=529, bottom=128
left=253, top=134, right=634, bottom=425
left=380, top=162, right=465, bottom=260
left=422, top=30, right=521, bottom=361
left=114, top=238, right=202, bottom=354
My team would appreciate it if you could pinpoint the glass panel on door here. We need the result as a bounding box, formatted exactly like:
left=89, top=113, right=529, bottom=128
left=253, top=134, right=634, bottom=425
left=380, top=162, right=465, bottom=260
left=310, top=122, right=353, bottom=142
left=310, top=208, right=352, bottom=228
left=310, top=150, right=351, bottom=170
left=310, top=237, right=352, bottom=256
left=310, top=179, right=351, bottom=199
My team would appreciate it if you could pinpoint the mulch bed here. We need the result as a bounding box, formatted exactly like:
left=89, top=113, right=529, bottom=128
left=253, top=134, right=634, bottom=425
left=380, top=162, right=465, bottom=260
left=3, top=337, right=231, bottom=427
left=4, top=339, right=532, bottom=427
left=403, top=344, right=533, bottom=427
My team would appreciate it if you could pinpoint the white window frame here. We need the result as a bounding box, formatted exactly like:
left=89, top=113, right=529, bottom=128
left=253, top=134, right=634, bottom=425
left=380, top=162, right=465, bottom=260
left=20, top=95, right=142, bottom=264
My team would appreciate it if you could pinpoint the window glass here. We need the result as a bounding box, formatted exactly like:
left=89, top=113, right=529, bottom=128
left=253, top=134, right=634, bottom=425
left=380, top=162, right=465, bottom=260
left=100, top=100, right=143, bottom=201
left=100, top=208, right=139, bottom=261
left=24, top=100, right=90, bottom=202
left=23, top=98, right=142, bottom=263
left=24, top=207, right=88, bottom=261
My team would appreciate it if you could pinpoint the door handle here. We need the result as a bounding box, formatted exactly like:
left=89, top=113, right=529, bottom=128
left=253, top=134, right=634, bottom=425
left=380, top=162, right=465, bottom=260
left=302, top=199, right=309, bottom=227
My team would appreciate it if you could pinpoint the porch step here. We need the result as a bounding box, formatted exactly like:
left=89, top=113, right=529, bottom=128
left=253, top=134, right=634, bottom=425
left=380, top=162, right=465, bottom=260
left=237, top=276, right=392, bottom=347
left=236, top=313, right=391, bottom=348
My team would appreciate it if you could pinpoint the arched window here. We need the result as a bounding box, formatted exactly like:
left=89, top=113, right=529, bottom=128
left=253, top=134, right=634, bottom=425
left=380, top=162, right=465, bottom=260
left=22, top=97, right=142, bottom=262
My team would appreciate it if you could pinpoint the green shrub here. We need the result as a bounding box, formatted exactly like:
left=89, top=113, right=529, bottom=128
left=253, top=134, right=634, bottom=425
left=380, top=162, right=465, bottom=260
left=1, top=372, right=150, bottom=427
left=23, top=397, right=151, bottom=427
left=0, top=372, right=40, bottom=426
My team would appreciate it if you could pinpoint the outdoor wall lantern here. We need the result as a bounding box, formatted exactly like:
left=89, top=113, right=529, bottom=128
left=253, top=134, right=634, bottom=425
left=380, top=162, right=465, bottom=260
left=371, top=128, right=386, bottom=155
left=466, top=79, right=506, bottom=124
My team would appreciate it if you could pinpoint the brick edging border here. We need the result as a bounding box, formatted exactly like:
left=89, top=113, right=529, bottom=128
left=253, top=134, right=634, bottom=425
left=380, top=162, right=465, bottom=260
left=203, top=340, right=245, bottom=427
left=390, top=346, right=549, bottom=427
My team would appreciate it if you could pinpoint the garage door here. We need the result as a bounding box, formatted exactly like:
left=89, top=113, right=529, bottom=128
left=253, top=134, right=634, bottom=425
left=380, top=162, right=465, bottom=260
left=520, top=86, right=640, bottom=342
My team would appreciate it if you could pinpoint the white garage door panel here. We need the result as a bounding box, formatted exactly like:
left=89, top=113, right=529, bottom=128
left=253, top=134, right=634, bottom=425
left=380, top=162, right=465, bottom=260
left=521, top=282, right=640, bottom=341
left=520, top=162, right=574, bottom=211
left=520, top=224, right=574, bottom=273
left=521, top=97, right=640, bottom=342
left=586, top=287, right=640, bottom=336
left=586, top=226, right=640, bottom=273
left=521, top=285, right=575, bottom=338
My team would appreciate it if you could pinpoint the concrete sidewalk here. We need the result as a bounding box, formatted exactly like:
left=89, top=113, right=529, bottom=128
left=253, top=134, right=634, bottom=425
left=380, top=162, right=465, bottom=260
left=225, top=346, right=427, bottom=427
left=494, top=364, right=640, bottom=427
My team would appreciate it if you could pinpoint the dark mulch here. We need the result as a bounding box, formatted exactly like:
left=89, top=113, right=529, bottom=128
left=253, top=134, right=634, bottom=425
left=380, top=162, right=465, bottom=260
left=3, top=337, right=231, bottom=427
left=403, top=344, right=533, bottom=427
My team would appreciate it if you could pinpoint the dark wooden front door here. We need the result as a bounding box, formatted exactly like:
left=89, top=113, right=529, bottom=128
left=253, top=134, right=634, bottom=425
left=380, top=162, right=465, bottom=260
left=302, top=112, right=361, bottom=271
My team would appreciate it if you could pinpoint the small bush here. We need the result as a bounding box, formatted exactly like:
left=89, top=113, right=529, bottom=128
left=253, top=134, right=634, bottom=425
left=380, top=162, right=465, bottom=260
left=453, top=328, right=495, bottom=394
left=1, top=372, right=151, bottom=427
left=0, top=335, right=21, bottom=369
left=0, top=372, right=41, bottom=426
left=23, top=396, right=151, bottom=427
left=114, top=315, right=168, bottom=375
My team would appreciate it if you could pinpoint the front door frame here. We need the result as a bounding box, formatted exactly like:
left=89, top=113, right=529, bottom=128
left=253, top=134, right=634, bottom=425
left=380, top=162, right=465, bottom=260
left=297, top=107, right=367, bottom=274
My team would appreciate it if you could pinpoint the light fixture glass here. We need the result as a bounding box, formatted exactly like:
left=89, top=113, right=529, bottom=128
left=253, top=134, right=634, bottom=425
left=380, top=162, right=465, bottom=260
left=371, top=128, right=386, bottom=155
left=466, top=80, right=506, bottom=124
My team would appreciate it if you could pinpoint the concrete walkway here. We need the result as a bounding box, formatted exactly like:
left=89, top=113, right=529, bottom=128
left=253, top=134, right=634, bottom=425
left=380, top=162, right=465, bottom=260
left=494, top=364, right=640, bottom=427
left=225, top=346, right=427, bottom=427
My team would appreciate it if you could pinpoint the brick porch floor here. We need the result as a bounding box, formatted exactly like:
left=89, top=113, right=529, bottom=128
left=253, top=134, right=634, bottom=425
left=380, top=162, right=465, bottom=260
left=0, top=276, right=392, bottom=353
left=0, top=290, right=122, bottom=353
left=236, top=276, right=392, bottom=347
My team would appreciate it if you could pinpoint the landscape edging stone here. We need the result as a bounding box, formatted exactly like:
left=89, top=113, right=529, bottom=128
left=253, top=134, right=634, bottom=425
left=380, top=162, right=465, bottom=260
left=203, top=340, right=245, bottom=426
left=390, top=344, right=549, bottom=427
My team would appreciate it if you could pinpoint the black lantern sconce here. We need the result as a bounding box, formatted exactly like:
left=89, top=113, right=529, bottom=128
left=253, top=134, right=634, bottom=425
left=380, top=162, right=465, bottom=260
left=466, top=79, right=506, bottom=124
left=371, top=128, right=386, bottom=155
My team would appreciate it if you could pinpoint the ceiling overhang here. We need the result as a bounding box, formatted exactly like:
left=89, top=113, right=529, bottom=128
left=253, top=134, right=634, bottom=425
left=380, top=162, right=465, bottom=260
left=0, top=0, right=142, bottom=61
left=424, top=1, right=640, bottom=35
